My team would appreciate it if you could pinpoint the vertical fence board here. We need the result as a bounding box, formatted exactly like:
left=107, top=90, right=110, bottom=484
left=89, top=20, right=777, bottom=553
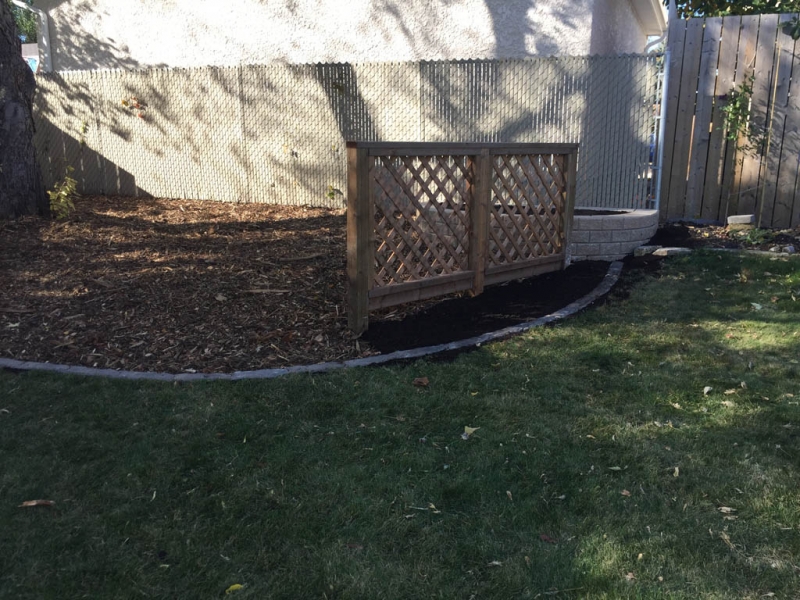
left=766, top=14, right=799, bottom=228
left=660, top=18, right=687, bottom=221
left=722, top=16, right=760, bottom=217
left=666, top=19, right=705, bottom=220
left=703, top=16, right=740, bottom=222
left=738, top=14, right=779, bottom=217
left=780, top=48, right=800, bottom=227
left=686, top=18, right=723, bottom=219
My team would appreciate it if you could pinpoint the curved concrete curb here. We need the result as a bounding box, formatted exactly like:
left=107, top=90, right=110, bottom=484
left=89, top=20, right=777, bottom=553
left=0, top=262, right=624, bottom=382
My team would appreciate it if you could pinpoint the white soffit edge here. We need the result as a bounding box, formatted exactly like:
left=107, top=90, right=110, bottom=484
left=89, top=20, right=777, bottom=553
left=631, top=0, right=668, bottom=35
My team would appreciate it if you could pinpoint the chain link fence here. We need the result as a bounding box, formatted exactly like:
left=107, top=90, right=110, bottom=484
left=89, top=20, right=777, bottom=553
left=34, top=56, right=659, bottom=209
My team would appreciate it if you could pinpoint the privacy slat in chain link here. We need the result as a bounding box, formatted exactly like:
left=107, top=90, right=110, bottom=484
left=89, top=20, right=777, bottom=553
left=34, top=56, right=657, bottom=209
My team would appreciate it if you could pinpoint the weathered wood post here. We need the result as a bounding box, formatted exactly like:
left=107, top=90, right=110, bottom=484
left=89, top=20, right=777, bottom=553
left=562, top=148, right=578, bottom=268
left=346, top=142, right=372, bottom=334
left=468, top=149, right=491, bottom=295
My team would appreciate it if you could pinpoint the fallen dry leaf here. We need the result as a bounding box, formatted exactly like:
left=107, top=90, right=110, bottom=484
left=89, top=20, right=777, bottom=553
left=225, top=583, right=244, bottom=594
left=673, top=466, right=680, bottom=478
left=461, top=426, right=480, bottom=440
left=718, top=506, right=737, bottom=514
left=703, top=386, right=713, bottom=396
left=724, top=389, right=737, bottom=395
left=18, top=499, right=55, bottom=508
left=412, top=377, right=429, bottom=387
left=625, top=572, right=636, bottom=581
left=487, top=560, right=503, bottom=567
left=506, top=490, right=513, bottom=502
left=721, top=400, right=735, bottom=408
left=621, top=489, right=632, bottom=497
left=215, top=293, right=227, bottom=302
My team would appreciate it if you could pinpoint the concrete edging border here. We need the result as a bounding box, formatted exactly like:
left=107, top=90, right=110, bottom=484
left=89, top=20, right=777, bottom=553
left=0, top=262, right=624, bottom=382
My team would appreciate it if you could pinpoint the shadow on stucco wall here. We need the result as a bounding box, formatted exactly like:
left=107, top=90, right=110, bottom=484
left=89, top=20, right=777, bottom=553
left=38, top=0, right=164, bottom=71
left=484, top=0, right=588, bottom=58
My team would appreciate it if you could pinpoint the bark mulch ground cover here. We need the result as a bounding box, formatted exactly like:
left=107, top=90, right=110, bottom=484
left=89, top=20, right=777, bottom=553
left=0, top=196, right=611, bottom=374
left=4, top=199, right=796, bottom=375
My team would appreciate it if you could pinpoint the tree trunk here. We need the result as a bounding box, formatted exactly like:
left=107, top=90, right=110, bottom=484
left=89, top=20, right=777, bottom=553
left=0, top=0, right=47, bottom=218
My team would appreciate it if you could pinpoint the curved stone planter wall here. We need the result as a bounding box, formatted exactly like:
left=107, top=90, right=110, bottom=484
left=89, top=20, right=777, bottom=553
left=570, top=208, right=659, bottom=261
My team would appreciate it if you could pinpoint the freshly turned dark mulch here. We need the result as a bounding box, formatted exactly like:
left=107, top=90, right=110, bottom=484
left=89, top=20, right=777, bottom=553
left=363, top=261, right=609, bottom=353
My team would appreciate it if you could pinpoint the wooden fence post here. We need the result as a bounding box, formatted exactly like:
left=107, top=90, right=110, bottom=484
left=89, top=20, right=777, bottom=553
left=563, top=149, right=578, bottom=267
left=469, top=150, right=491, bottom=296
left=346, top=143, right=371, bottom=334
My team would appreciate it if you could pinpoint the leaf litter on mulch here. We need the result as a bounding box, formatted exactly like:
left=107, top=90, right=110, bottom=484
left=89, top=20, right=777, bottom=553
left=0, top=197, right=611, bottom=373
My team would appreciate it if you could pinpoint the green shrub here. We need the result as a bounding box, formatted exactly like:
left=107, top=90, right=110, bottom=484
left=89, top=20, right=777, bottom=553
left=48, top=167, right=78, bottom=219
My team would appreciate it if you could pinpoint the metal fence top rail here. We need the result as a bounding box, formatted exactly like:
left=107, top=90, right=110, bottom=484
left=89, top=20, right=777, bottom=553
left=346, top=142, right=580, bottom=156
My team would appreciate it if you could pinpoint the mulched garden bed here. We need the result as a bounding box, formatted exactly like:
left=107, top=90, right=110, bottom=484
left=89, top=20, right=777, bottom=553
left=0, top=197, right=611, bottom=374
left=652, top=221, right=799, bottom=251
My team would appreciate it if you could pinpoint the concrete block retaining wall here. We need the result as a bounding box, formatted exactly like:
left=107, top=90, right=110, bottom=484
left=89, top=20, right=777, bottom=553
left=570, top=209, right=658, bottom=261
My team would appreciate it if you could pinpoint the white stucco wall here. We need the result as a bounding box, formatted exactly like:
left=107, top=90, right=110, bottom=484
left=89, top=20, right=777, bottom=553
left=590, top=0, right=648, bottom=55
left=37, top=0, right=656, bottom=72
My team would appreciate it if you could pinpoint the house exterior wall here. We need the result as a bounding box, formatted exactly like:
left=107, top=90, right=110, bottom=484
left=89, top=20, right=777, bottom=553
left=590, top=0, right=648, bottom=55
left=36, top=0, right=656, bottom=72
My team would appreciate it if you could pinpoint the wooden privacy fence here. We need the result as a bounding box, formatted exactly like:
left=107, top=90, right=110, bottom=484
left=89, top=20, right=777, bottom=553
left=346, top=142, right=577, bottom=333
left=661, top=13, right=800, bottom=228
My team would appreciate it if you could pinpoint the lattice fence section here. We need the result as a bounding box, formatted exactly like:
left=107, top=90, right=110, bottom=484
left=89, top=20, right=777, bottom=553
left=347, top=142, right=577, bottom=333
left=34, top=56, right=657, bottom=210
left=488, top=154, right=566, bottom=265
left=371, top=155, right=471, bottom=287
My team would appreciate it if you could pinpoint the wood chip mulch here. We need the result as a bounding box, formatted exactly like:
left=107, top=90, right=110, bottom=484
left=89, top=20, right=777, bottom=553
left=0, top=197, right=359, bottom=373
left=1, top=196, right=616, bottom=375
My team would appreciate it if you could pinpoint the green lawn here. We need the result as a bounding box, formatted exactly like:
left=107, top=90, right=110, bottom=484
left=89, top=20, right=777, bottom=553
left=1, top=251, right=799, bottom=599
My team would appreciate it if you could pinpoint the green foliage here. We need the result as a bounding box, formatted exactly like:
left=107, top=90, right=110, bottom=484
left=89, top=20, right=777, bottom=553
left=9, top=0, right=37, bottom=43
left=667, top=0, right=800, bottom=19
left=326, top=184, right=343, bottom=201
left=732, top=227, right=775, bottom=245
left=719, top=75, right=766, bottom=157
left=47, top=166, right=77, bottom=219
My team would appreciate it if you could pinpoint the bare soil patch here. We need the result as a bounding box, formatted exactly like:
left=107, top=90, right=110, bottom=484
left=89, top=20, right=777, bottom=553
left=0, top=197, right=609, bottom=373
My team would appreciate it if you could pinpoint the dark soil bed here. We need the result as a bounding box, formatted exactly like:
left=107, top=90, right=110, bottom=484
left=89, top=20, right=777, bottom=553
left=652, top=222, right=799, bottom=251
left=364, top=261, right=608, bottom=353
left=1, top=197, right=612, bottom=374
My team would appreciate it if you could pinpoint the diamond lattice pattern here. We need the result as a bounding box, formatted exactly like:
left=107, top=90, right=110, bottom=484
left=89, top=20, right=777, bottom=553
left=371, top=155, right=472, bottom=287
left=488, top=154, right=565, bottom=265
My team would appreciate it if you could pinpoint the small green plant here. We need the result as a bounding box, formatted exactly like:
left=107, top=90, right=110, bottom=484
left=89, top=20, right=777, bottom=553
left=719, top=74, right=765, bottom=157
left=326, top=185, right=343, bottom=201
left=48, top=167, right=78, bottom=219
left=733, top=227, right=774, bottom=246
left=78, top=121, right=88, bottom=148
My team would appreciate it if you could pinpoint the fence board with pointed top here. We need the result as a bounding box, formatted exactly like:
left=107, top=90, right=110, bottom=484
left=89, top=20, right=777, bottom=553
left=347, top=142, right=577, bottom=333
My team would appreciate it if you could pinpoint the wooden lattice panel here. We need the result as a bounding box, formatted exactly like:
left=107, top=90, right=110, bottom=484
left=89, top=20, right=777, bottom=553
left=371, top=155, right=472, bottom=287
left=488, top=154, right=566, bottom=265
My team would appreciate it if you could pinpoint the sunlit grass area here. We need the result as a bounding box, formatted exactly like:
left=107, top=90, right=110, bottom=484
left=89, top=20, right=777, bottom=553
left=1, top=251, right=798, bottom=599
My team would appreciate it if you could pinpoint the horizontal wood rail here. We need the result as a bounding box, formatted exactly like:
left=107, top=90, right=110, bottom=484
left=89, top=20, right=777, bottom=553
left=347, top=141, right=577, bottom=333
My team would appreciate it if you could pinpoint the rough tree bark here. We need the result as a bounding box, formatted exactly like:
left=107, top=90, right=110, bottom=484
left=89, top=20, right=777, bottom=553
left=0, top=0, right=47, bottom=218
